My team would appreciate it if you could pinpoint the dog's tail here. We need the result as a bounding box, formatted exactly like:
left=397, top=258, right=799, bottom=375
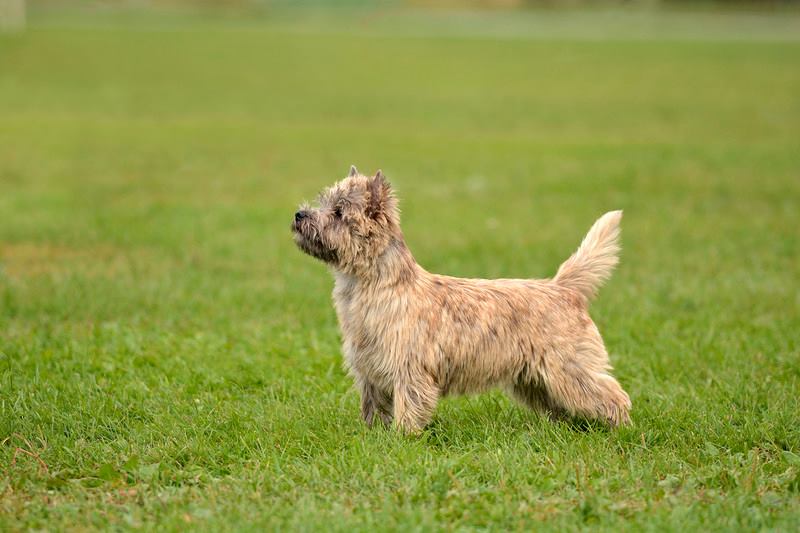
left=553, top=210, right=622, bottom=301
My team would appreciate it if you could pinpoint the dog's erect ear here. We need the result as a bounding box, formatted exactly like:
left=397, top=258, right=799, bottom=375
left=367, top=170, right=394, bottom=219
left=348, top=165, right=359, bottom=177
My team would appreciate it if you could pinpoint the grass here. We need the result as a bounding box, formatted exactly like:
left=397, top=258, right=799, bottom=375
left=1, top=5, right=799, bottom=531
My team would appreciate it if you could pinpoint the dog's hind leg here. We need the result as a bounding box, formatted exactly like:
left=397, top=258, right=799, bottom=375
left=510, top=381, right=569, bottom=422
left=540, top=344, right=631, bottom=428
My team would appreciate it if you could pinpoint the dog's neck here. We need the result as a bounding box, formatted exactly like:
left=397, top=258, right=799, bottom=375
left=334, top=236, right=420, bottom=289
left=376, top=237, right=419, bottom=285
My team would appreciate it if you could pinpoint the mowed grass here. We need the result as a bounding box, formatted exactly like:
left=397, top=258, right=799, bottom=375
left=1, top=7, right=799, bottom=531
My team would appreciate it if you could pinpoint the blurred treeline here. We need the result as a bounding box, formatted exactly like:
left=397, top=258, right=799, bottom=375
left=28, top=0, right=800, bottom=9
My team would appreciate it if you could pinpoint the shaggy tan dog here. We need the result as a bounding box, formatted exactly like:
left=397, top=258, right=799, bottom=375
left=292, top=166, right=631, bottom=433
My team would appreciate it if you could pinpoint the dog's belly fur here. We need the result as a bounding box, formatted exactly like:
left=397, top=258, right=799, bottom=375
left=334, top=270, right=607, bottom=399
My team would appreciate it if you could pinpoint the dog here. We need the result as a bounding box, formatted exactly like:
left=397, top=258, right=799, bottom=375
left=292, top=166, right=631, bottom=433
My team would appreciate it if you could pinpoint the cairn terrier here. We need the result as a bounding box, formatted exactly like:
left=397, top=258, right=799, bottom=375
left=292, top=166, right=631, bottom=433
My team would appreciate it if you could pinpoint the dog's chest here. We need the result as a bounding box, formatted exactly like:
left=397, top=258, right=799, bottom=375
left=332, top=275, right=408, bottom=384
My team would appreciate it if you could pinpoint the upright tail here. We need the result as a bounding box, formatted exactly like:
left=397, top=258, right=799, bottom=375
left=554, top=210, right=622, bottom=301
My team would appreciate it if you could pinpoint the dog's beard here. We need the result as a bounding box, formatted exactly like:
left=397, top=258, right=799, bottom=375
left=293, top=229, right=339, bottom=264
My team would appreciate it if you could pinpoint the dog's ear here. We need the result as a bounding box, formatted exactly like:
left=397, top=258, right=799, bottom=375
left=348, top=165, right=359, bottom=177
left=367, top=170, right=395, bottom=220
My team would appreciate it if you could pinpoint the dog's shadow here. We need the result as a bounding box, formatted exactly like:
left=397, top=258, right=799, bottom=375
left=420, top=407, right=611, bottom=449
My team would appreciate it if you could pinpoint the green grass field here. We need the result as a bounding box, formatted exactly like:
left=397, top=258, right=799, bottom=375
left=1, top=5, right=799, bottom=531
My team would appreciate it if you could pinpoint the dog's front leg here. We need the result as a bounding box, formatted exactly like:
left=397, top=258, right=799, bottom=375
left=393, top=373, right=439, bottom=434
left=358, top=378, right=393, bottom=428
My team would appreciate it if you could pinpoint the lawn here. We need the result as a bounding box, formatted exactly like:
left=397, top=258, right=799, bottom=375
left=1, top=5, right=799, bottom=531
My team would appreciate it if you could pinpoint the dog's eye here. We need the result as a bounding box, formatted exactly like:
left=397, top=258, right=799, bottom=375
left=334, top=207, right=343, bottom=218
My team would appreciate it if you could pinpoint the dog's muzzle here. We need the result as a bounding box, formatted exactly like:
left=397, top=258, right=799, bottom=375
left=292, top=210, right=308, bottom=233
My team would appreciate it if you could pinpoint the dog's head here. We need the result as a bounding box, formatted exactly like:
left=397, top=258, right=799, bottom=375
left=292, top=166, right=400, bottom=274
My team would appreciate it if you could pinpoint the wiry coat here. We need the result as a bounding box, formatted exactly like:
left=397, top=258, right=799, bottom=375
left=293, top=167, right=631, bottom=433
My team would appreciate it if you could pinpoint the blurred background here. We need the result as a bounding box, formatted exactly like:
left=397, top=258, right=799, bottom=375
left=1, top=0, right=797, bottom=316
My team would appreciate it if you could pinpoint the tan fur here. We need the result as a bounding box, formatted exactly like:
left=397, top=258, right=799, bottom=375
left=292, top=167, right=631, bottom=434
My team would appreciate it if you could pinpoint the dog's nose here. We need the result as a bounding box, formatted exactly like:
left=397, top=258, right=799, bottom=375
left=294, top=211, right=307, bottom=223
